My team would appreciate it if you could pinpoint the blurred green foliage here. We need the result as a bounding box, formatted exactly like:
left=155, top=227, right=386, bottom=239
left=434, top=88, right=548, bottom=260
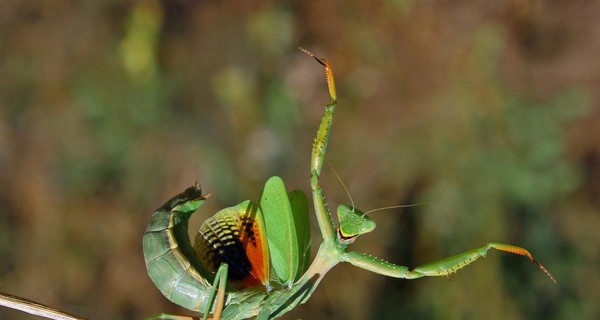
left=1, top=1, right=599, bottom=320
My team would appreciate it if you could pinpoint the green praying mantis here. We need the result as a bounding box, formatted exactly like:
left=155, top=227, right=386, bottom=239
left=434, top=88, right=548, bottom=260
left=141, top=48, right=556, bottom=320
left=0, top=49, right=556, bottom=320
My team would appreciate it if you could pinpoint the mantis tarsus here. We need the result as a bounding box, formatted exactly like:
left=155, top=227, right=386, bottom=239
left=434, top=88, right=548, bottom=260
left=0, top=49, right=555, bottom=320
left=141, top=48, right=556, bottom=320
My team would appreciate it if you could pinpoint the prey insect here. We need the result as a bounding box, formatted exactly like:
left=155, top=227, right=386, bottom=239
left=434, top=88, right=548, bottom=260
left=142, top=48, right=556, bottom=320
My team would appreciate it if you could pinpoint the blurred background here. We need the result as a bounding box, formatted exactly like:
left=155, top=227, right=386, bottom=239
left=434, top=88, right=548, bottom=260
left=1, top=1, right=598, bottom=319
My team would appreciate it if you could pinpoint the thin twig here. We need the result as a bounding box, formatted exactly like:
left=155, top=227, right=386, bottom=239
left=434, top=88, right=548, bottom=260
left=0, top=292, right=88, bottom=320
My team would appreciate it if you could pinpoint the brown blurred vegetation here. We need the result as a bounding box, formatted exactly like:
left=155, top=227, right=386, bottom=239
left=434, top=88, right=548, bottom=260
left=1, top=1, right=599, bottom=319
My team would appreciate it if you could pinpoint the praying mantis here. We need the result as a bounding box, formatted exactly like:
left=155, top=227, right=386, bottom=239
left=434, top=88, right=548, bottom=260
left=0, top=50, right=556, bottom=320
left=141, top=48, right=556, bottom=320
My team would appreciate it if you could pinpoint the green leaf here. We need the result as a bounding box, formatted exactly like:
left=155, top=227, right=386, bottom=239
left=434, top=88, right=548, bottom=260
left=288, top=189, right=311, bottom=279
left=260, top=176, right=298, bottom=285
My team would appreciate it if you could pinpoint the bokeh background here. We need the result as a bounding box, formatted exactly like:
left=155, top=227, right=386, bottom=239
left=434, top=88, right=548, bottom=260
left=1, top=1, right=599, bottom=319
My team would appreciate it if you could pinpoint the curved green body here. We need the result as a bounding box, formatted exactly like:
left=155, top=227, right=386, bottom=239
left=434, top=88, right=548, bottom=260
left=143, top=185, right=216, bottom=312
left=143, top=185, right=277, bottom=317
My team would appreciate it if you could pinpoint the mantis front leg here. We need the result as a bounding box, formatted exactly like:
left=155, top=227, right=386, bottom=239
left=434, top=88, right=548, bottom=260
left=302, top=48, right=338, bottom=244
left=343, top=242, right=556, bottom=282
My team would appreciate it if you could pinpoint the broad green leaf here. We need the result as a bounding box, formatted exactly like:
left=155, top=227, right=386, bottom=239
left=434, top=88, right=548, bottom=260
left=260, top=176, right=297, bottom=285
left=288, top=189, right=310, bottom=279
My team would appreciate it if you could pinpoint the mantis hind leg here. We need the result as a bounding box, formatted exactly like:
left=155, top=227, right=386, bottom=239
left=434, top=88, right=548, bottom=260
left=202, top=263, right=228, bottom=320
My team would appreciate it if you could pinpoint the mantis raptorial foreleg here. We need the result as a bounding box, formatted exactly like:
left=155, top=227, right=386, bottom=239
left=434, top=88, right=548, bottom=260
left=301, top=47, right=338, bottom=244
left=343, top=243, right=557, bottom=282
left=310, top=103, right=338, bottom=244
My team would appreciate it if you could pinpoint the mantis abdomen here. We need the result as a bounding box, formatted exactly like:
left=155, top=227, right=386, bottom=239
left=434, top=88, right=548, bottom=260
left=143, top=185, right=271, bottom=317
left=143, top=185, right=214, bottom=312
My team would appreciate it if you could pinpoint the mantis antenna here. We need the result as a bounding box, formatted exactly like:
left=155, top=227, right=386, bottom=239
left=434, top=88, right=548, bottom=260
left=327, top=161, right=424, bottom=221
left=326, top=162, right=356, bottom=211
left=364, top=203, right=425, bottom=215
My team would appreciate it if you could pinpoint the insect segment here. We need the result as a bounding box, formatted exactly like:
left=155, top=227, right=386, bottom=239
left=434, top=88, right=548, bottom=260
left=143, top=49, right=555, bottom=320
left=142, top=184, right=228, bottom=320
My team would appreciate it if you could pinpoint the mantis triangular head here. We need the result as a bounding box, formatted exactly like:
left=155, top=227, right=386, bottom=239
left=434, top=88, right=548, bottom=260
left=337, top=204, right=376, bottom=245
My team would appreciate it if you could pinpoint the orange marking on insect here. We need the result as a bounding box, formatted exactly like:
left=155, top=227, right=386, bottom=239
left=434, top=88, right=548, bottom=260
left=299, top=47, right=337, bottom=101
left=494, top=244, right=557, bottom=284
left=237, top=213, right=270, bottom=288
left=194, top=204, right=271, bottom=290
left=322, top=60, right=336, bottom=101
left=494, top=245, right=534, bottom=259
